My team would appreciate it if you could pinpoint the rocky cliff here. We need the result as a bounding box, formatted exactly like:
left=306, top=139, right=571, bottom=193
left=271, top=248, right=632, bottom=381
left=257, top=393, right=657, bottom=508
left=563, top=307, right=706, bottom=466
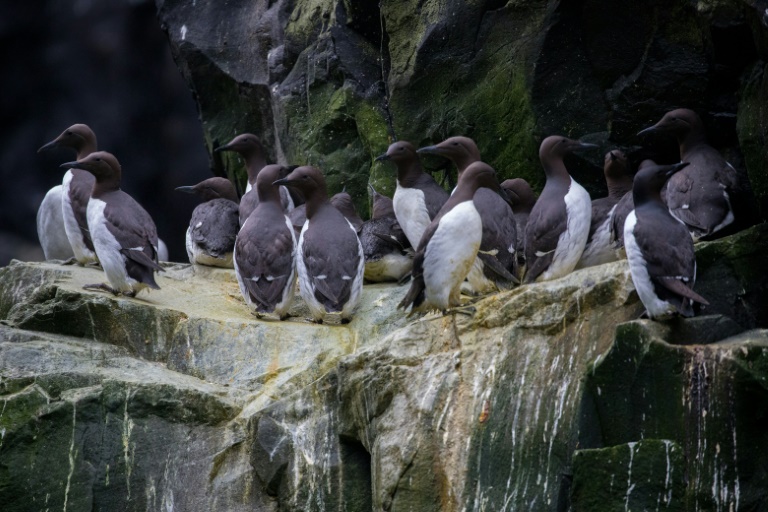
left=1, top=223, right=766, bottom=511
left=155, top=0, right=768, bottom=224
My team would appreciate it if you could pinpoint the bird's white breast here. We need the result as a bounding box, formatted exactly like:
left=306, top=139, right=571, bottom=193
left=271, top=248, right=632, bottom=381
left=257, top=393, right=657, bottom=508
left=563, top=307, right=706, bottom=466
left=623, top=210, right=675, bottom=318
left=576, top=204, right=619, bottom=269
left=423, top=200, right=482, bottom=310
left=87, top=198, right=137, bottom=293
left=37, top=184, right=73, bottom=260
left=540, top=178, right=591, bottom=281
left=393, top=183, right=431, bottom=250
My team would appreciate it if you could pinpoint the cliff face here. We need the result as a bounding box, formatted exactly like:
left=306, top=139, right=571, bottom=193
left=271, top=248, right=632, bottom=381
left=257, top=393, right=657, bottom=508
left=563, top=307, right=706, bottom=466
left=1, top=224, right=766, bottom=511
left=155, top=0, right=768, bottom=224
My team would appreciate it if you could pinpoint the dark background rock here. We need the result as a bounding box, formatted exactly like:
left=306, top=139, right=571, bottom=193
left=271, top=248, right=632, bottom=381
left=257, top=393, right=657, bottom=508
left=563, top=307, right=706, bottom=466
left=157, top=0, right=766, bottom=228
left=1, top=0, right=210, bottom=265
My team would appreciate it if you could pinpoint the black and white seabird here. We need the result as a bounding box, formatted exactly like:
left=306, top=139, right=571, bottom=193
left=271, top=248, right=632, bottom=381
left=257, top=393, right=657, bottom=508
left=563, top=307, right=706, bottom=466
left=361, top=184, right=413, bottom=282
left=624, top=161, right=709, bottom=319
left=418, top=136, right=518, bottom=292
left=576, top=149, right=633, bottom=269
left=610, top=159, right=656, bottom=253
left=274, top=166, right=364, bottom=323
left=176, top=177, right=239, bottom=268
left=215, top=133, right=294, bottom=225
left=234, top=164, right=296, bottom=319
left=398, top=162, right=510, bottom=314
left=638, top=108, right=737, bottom=240
left=375, top=141, right=449, bottom=250
left=288, top=189, right=364, bottom=238
left=500, top=178, right=537, bottom=267
left=524, top=136, right=595, bottom=283
left=37, top=124, right=99, bottom=264
left=60, top=152, right=163, bottom=296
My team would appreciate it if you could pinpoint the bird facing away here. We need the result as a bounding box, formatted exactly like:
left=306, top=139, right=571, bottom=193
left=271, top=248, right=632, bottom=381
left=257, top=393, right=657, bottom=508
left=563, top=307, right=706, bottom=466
left=361, top=184, right=413, bottom=283
left=501, top=178, right=537, bottom=267
left=176, top=177, right=239, bottom=268
left=330, top=190, right=364, bottom=233
left=376, top=141, right=449, bottom=250
left=524, top=136, right=595, bottom=283
left=37, top=123, right=99, bottom=264
left=215, top=133, right=294, bottom=225
left=637, top=108, right=737, bottom=240
left=624, top=161, right=709, bottom=319
left=398, top=162, right=509, bottom=314
left=610, top=159, right=657, bottom=253
left=274, top=166, right=364, bottom=323
left=576, top=149, right=633, bottom=269
left=234, top=164, right=297, bottom=319
left=61, top=152, right=163, bottom=297
left=417, top=136, right=518, bottom=292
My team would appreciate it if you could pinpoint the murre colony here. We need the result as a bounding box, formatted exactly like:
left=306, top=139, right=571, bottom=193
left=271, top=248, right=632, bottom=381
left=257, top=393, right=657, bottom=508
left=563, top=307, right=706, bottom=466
left=35, top=106, right=751, bottom=322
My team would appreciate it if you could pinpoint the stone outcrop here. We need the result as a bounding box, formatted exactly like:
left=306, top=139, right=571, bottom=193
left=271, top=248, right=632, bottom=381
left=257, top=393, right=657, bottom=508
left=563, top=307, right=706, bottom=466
left=1, top=223, right=766, bottom=510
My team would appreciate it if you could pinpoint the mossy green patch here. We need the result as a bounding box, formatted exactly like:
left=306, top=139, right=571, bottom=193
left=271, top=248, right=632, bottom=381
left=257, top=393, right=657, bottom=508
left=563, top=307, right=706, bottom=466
left=571, top=440, right=686, bottom=512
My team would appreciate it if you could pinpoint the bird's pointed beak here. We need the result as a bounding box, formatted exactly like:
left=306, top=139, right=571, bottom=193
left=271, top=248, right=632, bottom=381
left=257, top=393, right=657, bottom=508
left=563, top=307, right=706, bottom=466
left=416, top=145, right=441, bottom=155
left=667, top=161, right=690, bottom=177
left=272, top=178, right=292, bottom=187
left=60, top=160, right=80, bottom=170
left=609, top=151, right=618, bottom=162
left=577, top=142, right=599, bottom=150
left=637, top=125, right=657, bottom=138
left=213, top=143, right=231, bottom=153
left=375, top=153, right=390, bottom=162
left=175, top=186, right=196, bottom=194
left=38, top=139, right=60, bottom=153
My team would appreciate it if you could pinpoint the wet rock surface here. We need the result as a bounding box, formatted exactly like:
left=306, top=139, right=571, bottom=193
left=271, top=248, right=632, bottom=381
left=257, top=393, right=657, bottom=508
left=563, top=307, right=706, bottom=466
left=0, top=224, right=766, bottom=510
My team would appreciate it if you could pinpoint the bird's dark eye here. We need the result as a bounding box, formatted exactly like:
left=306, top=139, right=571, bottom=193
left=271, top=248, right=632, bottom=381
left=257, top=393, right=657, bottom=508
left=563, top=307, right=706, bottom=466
left=66, top=131, right=72, bottom=135
left=452, top=142, right=459, bottom=146
left=95, top=158, right=101, bottom=161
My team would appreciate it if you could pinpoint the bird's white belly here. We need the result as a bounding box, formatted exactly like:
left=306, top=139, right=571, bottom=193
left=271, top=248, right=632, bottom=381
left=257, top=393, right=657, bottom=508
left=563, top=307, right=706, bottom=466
left=364, top=253, right=413, bottom=282
left=540, top=180, right=591, bottom=281
left=37, top=184, right=74, bottom=260
left=576, top=205, right=618, bottom=269
left=423, top=201, right=482, bottom=310
left=624, top=211, right=675, bottom=318
left=393, top=184, right=431, bottom=249
left=186, top=227, right=234, bottom=268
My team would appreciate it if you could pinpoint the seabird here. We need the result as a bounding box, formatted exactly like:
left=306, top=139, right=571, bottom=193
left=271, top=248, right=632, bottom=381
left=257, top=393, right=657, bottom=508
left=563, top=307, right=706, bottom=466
left=37, top=124, right=99, bottom=264
left=61, top=152, right=163, bottom=296
left=176, top=177, right=239, bottom=268
left=375, top=141, right=449, bottom=249
left=274, top=166, right=364, bottom=323
left=361, top=184, right=413, bottom=282
left=234, top=164, right=296, bottom=319
left=624, top=161, right=709, bottom=319
left=214, top=133, right=294, bottom=226
left=500, top=178, right=537, bottom=267
left=524, top=136, right=595, bottom=283
left=637, top=108, right=737, bottom=240
left=398, top=162, right=510, bottom=314
left=330, top=189, right=364, bottom=233
left=418, top=136, right=518, bottom=292
left=288, top=189, right=364, bottom=238
left=576, top=149, right=633, bottom=268
left=610, top=159, right=656, bottom=253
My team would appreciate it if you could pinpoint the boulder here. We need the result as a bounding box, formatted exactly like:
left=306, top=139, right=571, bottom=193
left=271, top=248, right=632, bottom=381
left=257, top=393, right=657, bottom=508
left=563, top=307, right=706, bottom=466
left=0, top=223, right=767, bottom=510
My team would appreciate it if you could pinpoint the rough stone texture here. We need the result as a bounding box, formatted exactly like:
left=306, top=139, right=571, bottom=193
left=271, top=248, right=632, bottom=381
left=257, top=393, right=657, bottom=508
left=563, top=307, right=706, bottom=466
left=155, top=0, right=767, bottom=223
left=1, top=223, right=767, bottom=510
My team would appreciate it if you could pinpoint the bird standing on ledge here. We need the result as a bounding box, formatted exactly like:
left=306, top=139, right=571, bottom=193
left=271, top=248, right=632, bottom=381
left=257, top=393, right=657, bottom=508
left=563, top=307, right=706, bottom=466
left=61, top=152, right=163, bottom=297
left=274, top=166, right=364, bottom=324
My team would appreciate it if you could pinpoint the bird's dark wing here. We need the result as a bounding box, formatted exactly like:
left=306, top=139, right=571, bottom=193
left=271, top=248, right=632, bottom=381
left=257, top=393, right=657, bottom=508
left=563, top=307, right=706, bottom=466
left=70, top=171, right=95, bottom=251
left=237, top=215, right=295, bottom=309
left=190, top=200, right=239, bottom=257
left=523, top=194, right=567, bottom=283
